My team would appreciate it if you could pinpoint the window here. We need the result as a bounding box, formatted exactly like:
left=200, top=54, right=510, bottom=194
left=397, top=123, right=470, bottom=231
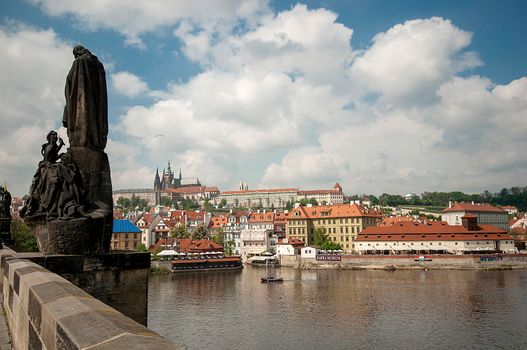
left=125, top=233, right=128, bottom=239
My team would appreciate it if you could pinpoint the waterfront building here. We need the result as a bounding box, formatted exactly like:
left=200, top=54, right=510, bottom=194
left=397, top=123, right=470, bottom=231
left=111, top=219, right=142, bottom=250
left=133, top=212, right=156, bottom=247
left=355, top=215, right=515, bottom=255
left=240, top=228, right=277, bottom=259
left=300, top=246, right=320, bottom=259
left=286, top=203, right=382, bottom=251
left=442, top=202, right=509, bottom=230
left=276, top=238, right=305, bottom=256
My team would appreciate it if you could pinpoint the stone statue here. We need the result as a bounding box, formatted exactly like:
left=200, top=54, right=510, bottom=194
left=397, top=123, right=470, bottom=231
left=0, top=186, right=11, bottom=220
left=21, top=45, right=113, bottom=255
left=19, top=131, right=85, bottom=221
left=63, top=45, right=108, bottom=151
left=0, top=185, right=12, bottom=248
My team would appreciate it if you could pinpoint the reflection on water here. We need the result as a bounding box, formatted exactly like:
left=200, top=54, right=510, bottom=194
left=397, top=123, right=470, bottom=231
left=148, top=267, right=527, bottom=350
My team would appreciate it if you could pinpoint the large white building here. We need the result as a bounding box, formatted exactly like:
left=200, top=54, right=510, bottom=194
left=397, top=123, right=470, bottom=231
left=442, top=202, right=509, bottom=230
left=356, top=216, right=515, bottom=255
left=216, top=182, right=344, bottom=209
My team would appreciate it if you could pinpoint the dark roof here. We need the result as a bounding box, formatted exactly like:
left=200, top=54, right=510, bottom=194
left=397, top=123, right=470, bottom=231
left=113, top=219, right=141, bottom=233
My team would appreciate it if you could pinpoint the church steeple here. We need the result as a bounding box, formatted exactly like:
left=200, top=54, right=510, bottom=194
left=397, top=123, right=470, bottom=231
left=154, top=168, right=161, bottom=190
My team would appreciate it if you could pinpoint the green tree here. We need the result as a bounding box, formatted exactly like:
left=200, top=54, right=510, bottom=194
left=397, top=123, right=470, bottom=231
left=171, top=224, right=190, bottom=238
left=203, top=198, right=213, bottom=210
left=160, top=196, right=173, bottom=207
left=211, top=233, right=223, bottom=245
left=136, top=243, right=147, bottom=252
left=10, top=217, right=38, bottom=252
left=218, top=198, right=227, bottom=208
left=313, top=227, right=329, bottom=247
left=284, top=200, right=293, bottom=211
left=191, top=224, right=209, bottom=240
left=116, top=197, right=131, bottom=208
left=224, top=240, right=235, bottom=255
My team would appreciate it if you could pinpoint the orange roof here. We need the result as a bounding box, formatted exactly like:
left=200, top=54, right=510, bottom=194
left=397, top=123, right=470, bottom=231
left=178, top=238, right=224, bottom=252
left=442, top=202, right=506, bottom=213
left=287, top=203, right=382, bottom=220
left=379, top=216, right=415, bottom=226
left=210, top=216, right=228, bottom=228
left=356, top=221, right=511, bottom=241
left=248, top=212, right=275, bottom=223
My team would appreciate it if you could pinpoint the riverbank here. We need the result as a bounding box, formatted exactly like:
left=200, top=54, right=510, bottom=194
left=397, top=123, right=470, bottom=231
left=280, top=253, right=527, bottom=270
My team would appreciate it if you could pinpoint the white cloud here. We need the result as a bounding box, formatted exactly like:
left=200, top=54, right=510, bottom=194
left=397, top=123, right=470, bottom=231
left=351, top=17, right=481, bottom=106
left=30, top=0, right=271, bottom=47
left=111, top=71, right=149, bottom=97
left=0, top=23, right=72, bottom=195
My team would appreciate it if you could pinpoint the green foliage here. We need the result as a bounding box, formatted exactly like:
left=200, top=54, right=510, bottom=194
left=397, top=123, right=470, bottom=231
left=298, top=198, right=318, bottom=206
left=181, top=198, right=199, bottom=210
left=116, top=197, right=130, bottom=208
left=116, top=195, right=148, bottom=210
left=284, top=200, right=293, bottom=211
left=160, top=196, right=173, bottom=207
left=211, top=233, right=223, bottom=245
left=224, top=240, right=235, bottom=255
left=171, top=224, right=190, bottom=238
left=136, top=243, right=147, bottom=252
left=149, top=266, right=170, bottom=274
left=191, top=224, right=209, bottom=240
left=312, top=227, right=342, bottom=250
left=378, top=193, right=406, bottom=206
left=203, top=198, right=213, bottom=210
left=10, top=217, right=38, bottom=252
left=218, top=198, right=227, bottom=208
left=321, top=241, right=342, bottom=251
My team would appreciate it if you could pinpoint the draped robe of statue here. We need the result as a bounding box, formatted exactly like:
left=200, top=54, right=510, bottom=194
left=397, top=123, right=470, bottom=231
left=63, top=47, right=108, bottom=151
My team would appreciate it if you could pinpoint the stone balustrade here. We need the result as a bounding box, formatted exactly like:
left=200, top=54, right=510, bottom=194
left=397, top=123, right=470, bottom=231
left=1, top=253, right=180, bottom=349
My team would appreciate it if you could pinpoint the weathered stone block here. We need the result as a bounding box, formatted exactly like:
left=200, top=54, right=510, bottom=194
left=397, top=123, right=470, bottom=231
left=56, top=310, right=125, bottom=348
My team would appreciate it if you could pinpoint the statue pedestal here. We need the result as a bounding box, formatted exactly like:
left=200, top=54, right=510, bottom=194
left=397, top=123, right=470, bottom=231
left=31, top=217, right=107, bottom=255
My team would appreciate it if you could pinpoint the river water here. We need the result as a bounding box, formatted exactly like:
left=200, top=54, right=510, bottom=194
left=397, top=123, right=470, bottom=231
left=148, top=267, right=527, bottom=349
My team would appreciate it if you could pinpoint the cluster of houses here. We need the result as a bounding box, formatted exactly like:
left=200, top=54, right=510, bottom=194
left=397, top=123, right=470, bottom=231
left=112, top=201, right=523, bottom=259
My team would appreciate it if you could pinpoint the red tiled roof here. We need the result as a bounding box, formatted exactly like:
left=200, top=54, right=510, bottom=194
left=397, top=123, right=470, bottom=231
left=177, top=238, right=223, bottom=252
left=379, top=216, right=415, bottom=226
left=442, top=202, right=506, bottom=213
left=248, top=212, right=275, bottom=223
left=287, top=203, right=382, bottom=220
left=356, top=221, right=511, bottom=242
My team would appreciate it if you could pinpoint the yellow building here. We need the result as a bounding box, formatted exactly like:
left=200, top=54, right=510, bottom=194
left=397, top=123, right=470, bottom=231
left=286, top=204, right=382, bottom=251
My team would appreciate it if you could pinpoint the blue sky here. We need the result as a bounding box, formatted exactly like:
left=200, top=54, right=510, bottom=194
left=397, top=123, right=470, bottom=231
left=1, top=0, right=526, bottom=197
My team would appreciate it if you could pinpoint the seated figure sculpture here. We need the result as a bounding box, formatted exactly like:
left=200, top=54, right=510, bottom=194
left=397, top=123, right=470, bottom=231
left=20, top=130, right=85, bottom=221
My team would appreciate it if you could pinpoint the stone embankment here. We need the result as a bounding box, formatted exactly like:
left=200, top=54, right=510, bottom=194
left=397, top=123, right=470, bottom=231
left=279, top=254, right=527, bottom=270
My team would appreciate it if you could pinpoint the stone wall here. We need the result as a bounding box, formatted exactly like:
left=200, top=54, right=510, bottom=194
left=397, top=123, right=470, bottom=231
left=297, top=254, right=527, bottom=269
left=1, top=253, right=180, bottom=349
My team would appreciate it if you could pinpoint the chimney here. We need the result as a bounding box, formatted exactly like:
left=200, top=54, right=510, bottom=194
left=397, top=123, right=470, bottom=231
left=471, top=201, right=474, bottom=205
left=448, top=201, right=452, bottom=208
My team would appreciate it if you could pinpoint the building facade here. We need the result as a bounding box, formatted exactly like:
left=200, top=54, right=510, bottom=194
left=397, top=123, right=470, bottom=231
left=285, top=203, right=382, bottom=251
left=442, top=202, right=509, bottom=230
left=111, top=219, right=142, bottom=251
left=355, top=216, right=515, bottom=254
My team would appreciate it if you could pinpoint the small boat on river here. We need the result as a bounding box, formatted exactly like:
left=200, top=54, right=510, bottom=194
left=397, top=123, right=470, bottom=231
left=261, top=257, right=282, bottom=283
left=261, top=276, right=283, bottom=283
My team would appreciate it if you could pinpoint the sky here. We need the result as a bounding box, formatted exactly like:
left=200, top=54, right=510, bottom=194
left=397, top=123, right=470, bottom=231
left=1, top=0, right=526, bottom=197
